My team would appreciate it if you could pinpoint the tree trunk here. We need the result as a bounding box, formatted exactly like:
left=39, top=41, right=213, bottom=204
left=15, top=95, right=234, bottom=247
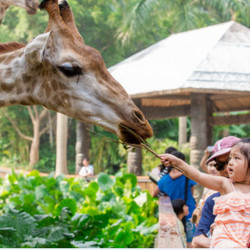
left=127, top=147, right=142, bottom=175
left=190, top=94, right=209, bottom=201
left=75, top=121, right=90, bottom=174
left=48, top=111, right=54, bottom=148
left=178, top=116, right=187, bottom=146
left=29, top=118, right=40, bottom=166
left=56, top=113, right=68, bottom=175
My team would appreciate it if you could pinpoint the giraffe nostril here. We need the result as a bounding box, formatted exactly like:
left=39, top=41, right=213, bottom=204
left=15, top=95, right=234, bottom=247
left=133, top=110, right=145, bottom=123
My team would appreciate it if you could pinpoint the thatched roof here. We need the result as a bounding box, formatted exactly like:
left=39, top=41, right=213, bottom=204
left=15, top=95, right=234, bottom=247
left=109, top=21, right=250, bottom=117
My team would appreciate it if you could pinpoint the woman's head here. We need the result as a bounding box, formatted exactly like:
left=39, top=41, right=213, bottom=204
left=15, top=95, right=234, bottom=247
left=206, top=160, right=218, bottom=176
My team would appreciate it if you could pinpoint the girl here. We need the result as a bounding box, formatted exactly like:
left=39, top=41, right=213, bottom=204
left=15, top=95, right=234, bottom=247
left=160, top=138, right=250, bottom=248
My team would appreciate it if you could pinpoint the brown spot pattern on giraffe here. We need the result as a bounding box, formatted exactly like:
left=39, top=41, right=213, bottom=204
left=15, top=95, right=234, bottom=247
left=16, top=88, right=24, bottom=95
left=1, top=83, right=15, bottom=92
left=22, top=73, right=31, bottom=83
left=51, top=79, right=58, bottom=91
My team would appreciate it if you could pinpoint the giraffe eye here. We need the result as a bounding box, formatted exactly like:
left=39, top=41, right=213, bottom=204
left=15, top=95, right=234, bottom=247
left=57, top=62, right=82, bottom=77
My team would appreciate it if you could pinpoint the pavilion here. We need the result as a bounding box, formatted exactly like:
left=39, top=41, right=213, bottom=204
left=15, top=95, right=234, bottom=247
left=109, top=21, right=250, bottom=174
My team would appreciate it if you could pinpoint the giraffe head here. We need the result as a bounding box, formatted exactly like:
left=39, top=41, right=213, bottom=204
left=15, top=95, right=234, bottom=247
left=21, top=0, right=152, bottom=144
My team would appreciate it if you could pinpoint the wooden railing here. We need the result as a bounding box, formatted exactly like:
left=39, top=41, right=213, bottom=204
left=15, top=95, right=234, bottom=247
left=0, top=167, right=156, bottom=194
left=155, top=196, right=184, bottom=248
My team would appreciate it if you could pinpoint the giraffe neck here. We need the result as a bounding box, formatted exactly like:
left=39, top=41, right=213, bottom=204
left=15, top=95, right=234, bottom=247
left=0, top=48, right=36, bottom=107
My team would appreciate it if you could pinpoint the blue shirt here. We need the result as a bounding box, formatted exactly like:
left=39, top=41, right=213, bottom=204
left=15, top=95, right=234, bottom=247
left=194, top=192, right=220, bottom=237
left=157, top=174, right=197, bottom=219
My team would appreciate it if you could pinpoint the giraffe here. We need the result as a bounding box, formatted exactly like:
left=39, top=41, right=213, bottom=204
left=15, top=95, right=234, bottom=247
left=0, top=0, right=39, bottom=24
left=0, top=0, right=153, bottom=145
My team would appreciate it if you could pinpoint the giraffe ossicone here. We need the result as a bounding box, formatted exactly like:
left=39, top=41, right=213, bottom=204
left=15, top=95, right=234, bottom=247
left=0, top=0, right=153, bottom=144
left=0, top=0, right=39, bottom=24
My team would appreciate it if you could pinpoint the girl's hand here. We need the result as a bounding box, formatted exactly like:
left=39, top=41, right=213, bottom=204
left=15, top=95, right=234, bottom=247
left=160, top=153, right=181, bottom=167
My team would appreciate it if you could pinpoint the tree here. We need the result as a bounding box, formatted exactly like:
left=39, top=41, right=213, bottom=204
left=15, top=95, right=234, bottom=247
left=75, top=121, right=90, bottom=174
left=116, top=0, right=250, bottom=48
left=55, top=113, right=68, bottom=175
left=1, top=106, right=55, bottom=166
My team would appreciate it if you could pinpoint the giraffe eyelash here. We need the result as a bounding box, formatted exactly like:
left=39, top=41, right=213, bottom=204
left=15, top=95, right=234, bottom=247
left=57, top=64, right=82, bottom=77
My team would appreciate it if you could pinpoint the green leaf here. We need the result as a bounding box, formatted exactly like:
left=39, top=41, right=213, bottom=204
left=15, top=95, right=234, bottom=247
left=0, top=227, right=16, bottom=232
left=47, top=226, right=68, bottom=242
left=114, top=230, right=134, bottom=247
left=120, top=173, right=137, bottom=188
left=71, top=213, right=90, bottom=228
left=0, top=209, right=36, bottom=242
left=133, top=222, right=158, bottom=236
left=21, top=236, right=47, bottom=248
left=54, top=198, right=77, bottom=217
left=71, top=240, right=99, bottom=248
left=111, top=201, right=127, bottom=218
left=34, top=214, right=55, bottom=227
left=98, top=173, right=114, bottom=191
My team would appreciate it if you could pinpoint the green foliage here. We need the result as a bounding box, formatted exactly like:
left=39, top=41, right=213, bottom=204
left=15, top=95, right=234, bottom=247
left=33, top=145, right=56, bottom=173
left=0, top=171, right=158, bottom=248
left=89, top=125, right=126, bottom=174
left=212, top=112, right=250, bottom=143
left=0, top=106, right=31, bottom=164
left=150, top=118, right=191, bottom=141
left=119, top=136, right=191, bottom=174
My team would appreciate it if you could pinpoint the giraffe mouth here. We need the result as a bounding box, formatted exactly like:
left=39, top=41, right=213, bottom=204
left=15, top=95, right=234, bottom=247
left=119, top=124, right=144, bottom=145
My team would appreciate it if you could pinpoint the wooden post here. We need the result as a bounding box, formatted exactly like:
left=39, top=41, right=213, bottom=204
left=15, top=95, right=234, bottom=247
left=75, top=122, right=90, bottom=174
left=190, top=94, right=209, bottom=200
left=206, top=100, right=213, bottom=146
left=127, top=98, right=143, bottom=175
left=156, top=196, right=184, bottom=248
left=127, top=147, right=142, bottom=175
left=56, top=113, right=68, bottom=175
left=178, top=116, right=187, bottom=146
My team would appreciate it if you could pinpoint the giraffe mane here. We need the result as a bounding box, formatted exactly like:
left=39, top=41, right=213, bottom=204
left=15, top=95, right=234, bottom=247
left=0, top=42, right=25, bottom=54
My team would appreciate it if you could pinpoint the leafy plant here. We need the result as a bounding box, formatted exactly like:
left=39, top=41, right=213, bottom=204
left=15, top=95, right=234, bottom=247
left=0, top=171, right=158, bottom=248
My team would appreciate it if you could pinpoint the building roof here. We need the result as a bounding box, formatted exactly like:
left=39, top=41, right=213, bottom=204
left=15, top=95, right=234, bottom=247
left=109, top=21, right=250, bottom=118
left=109, top=21, right=250, bottom=97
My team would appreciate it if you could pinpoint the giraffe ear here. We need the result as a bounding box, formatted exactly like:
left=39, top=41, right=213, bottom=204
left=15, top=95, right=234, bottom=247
left=24, top=31, right=51, bottom=67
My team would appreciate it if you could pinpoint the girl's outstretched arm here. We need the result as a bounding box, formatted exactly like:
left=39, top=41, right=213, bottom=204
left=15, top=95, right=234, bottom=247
left=160, top=153, right=228, bottom=194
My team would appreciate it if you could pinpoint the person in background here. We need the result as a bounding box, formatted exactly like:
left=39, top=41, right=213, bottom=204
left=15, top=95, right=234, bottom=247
left=159, top=146, right=178, bottom=177
left=160, top=137, right=250, bottom=248
left=191, top=136, right=240, bottom=248
left=153, top=150, right=197, bottom=248
left=150, top=146, right=179, bottom=195
left=172, top=199, right=189, bottom=248
left=200, top=146, right=215, bottom=173
left=191, top=146, right=219, bottom=226
left=79, top=157, right=94, bottom=178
